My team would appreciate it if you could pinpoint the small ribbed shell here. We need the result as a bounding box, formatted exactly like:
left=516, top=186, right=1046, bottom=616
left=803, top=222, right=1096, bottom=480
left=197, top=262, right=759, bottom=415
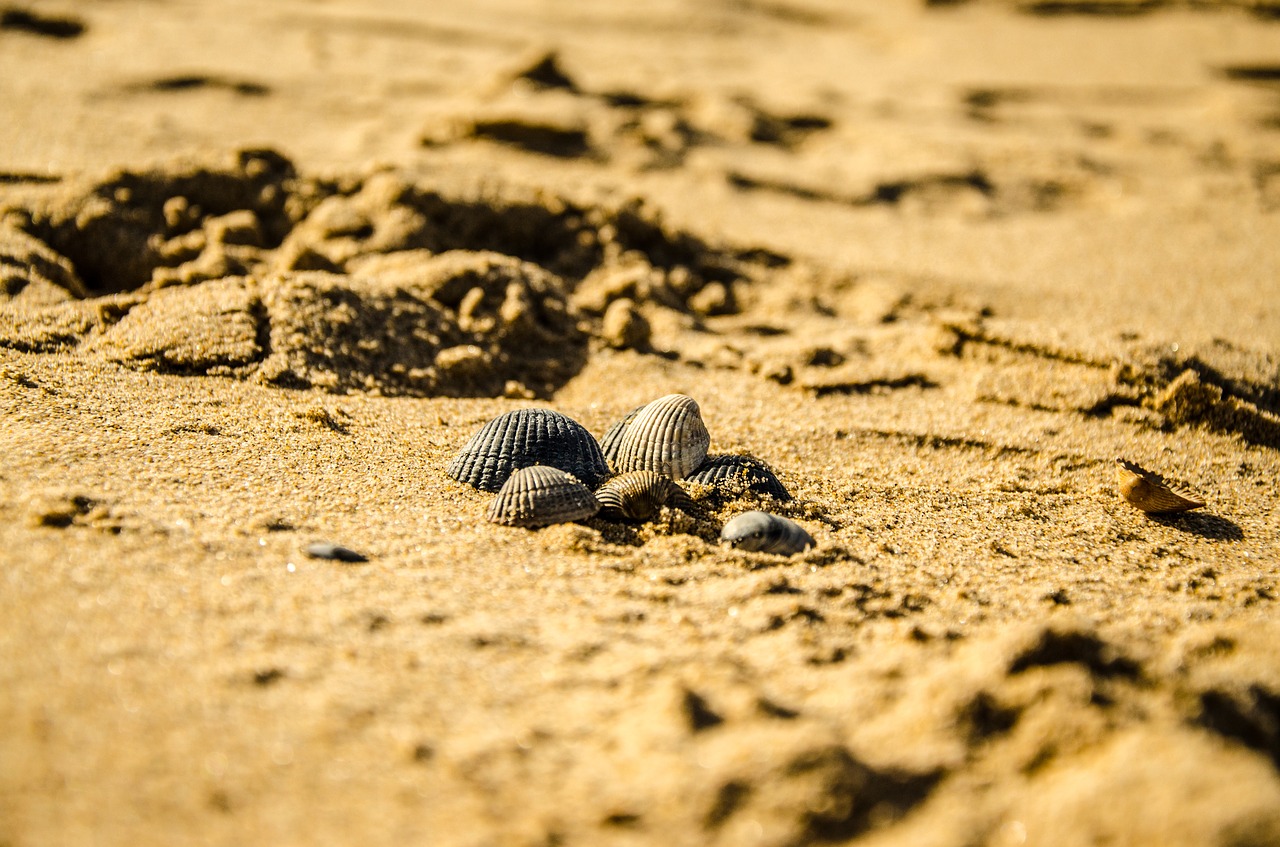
left=1115, top=458, right=1205, bottom=514
left=447, top=408, right=608, bottom=493
left=685, top=455, right=791, bottom=501
left=720, top=511, right=814, bottom=556
left=603, top=394, right=710, bottom=480
left=486, top=465, right=600, bottom=528
left=595, top=471, right=695, bottom=521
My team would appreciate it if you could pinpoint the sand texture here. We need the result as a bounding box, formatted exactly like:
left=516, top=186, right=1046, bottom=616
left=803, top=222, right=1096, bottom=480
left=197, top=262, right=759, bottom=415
left=3, top=1, right=1280, bottom=845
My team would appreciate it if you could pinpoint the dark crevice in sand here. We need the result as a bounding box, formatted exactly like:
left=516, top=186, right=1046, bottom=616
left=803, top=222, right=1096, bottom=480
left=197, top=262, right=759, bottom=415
left=717, top=0, right=840, bottom=27
left=931, top=0, right=1280, bottom=17
left=802, top=753, right=944, bottom=843
left=251, top=668, right=285, bottom=686
left=249, top=296, right=273, bottom=374
left=124, top=75, right=272, bottom=97
left=293, top=406, right=352, bottom=434
left=808, top=374, right=938, bottom=397
left=681, top=688, right=726, bottom=731
left=963, top=87, right=1035, bottom=112
left=944, top=320, right=1114, bottom=369
left=0, top=7, right=85, bottom=38
left=1197, top=686, right=1280, bottom=769
left=840, top=427, right=1061, bottom=459
left=746, top=110, right=834, bottom=149
left=510, top=52, right=578, bottom=92
left=278, top=11, right=523, bottom=47
left=872, top=172, right=994, bottom=204
left=463, top=119, right=593, bottom=159
left=29, top=493, right=97, bottom=528
left=727, top=171, right=831, bottom=203
left=1217, top=65, right=1280, bottom=84
left=1018, top=1, right=1165, bottom=14
left=704, top=780, right=750, bottom=827
left=601, top=811, right=642, bottom=828
left=0, top=367, right=48, bottom=393
left=726, top=168, right=1071, bottom=216
left=0, top=171, right=61, bottom=185
left=959, top=691, right=1022, bottom=743
left=1008, top=628, right=1143, bottom=680
left=166, top=423, right=224, bottom=437
left=1080, top=393, right=1144, bottom=418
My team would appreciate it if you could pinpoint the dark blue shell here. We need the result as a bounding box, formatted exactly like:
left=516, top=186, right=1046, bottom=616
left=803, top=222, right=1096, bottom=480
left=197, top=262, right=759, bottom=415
left=685, top=454, right=791, bottom=501
left=447, top=408, right=608, bottom=492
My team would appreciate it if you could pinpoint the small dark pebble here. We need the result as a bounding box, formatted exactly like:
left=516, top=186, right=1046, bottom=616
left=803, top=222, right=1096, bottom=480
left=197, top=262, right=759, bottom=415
left=303, top=541, right=368, bottom=562
left=253, top=668, right=284, bottom=686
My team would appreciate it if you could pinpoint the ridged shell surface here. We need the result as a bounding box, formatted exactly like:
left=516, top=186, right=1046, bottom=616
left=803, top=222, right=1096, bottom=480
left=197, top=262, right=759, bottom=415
left=595, top=471, right=694, bottom=521
left=1115, top=458, right=1205, bottom=514
left=599, top=404, right=644, bottom=466
left=685, top=455, right=791, bottom=501
left=485, top=465, right=600, bottom=528
left=605, top=394, right=710, bottom=480
left=720, top=511, right=814, bottom=555
left=447, top=408, right=608, bottom=493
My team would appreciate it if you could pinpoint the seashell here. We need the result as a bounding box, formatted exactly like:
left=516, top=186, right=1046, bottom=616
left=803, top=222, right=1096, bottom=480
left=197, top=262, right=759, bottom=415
left=599, top=403, right=644, bottom=464
left=595, top=471, right=695, bottom=522
left=720, top=511, right=814, bottom=556
left=603, top=394, right=710, bottom=480
left=685, top=454, right=791, bottom=501
left=1115, top=458, right=1205, bottom=514
left=486, top=465, right=600, bottom=528
left=448, top=408, right=608, bottom=492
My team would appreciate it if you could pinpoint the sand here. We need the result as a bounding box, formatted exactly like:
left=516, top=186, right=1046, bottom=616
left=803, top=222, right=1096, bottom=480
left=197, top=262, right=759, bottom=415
left=3, top=1, right=1280, bottom=845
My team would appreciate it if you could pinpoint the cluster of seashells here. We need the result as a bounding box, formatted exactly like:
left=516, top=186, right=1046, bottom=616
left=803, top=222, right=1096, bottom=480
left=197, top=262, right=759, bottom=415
left=446, top=394, right=814, bottom=555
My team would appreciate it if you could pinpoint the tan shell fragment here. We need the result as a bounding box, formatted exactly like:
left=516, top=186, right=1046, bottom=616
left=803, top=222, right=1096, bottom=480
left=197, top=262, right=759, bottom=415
left=595, top=471, right=695, bottom=522
left=605, top=394, right=710, bottom=480
left=486, top=465, right=600, bottom=528
left=1115, top=458, right=1205, bottom=514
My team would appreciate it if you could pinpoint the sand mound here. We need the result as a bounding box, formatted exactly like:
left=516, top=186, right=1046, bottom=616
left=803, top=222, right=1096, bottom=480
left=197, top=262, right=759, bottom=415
left=87, top=276, right=264, bottom=375
left=74, top=257, right=588, bottom=396
left=13, top=149, right=299, bottom=295
left=0, top=151, right=782, bottom=397
left=0, top=224, right=85, bottom=304
left=258, top=255, right=584, bottom=396
left=4, top=148, right=1277, bottom=438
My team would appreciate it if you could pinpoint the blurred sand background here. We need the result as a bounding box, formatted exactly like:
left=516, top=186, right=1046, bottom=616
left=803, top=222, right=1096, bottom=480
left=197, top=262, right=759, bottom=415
left=3, top=1, right=1280, bottom=845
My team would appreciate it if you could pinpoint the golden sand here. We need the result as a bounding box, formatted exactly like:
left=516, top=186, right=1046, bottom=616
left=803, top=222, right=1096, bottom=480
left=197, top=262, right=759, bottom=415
left=3, top=2, right=1280, bottom=845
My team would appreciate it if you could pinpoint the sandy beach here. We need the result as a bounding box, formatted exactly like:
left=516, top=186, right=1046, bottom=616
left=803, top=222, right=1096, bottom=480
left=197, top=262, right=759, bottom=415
left=3, top=1, right=1280, bottom=845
